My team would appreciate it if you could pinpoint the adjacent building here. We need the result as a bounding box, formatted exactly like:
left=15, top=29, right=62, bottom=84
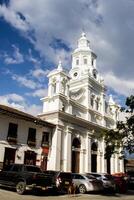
left=39, top=32, right=124, bottom=174
left=0, top=104, right=55, bottom=170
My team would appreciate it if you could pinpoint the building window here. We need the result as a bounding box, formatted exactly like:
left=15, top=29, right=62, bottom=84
left=105, top=101, right=108, bottom=113
left=96, top=99, right=99, bottom=111
left=61, top=79, right=66, bottom=95
left=42, top=132, right=49, bottom=147
left=91, top=96, right=94, bottom=108
left=93, top=69, right=97, bottom=79
left=53, top=82, right=56, bottom=94
left=92, top=58, right=94, bottom=66
left=76, top=59, right=79, bottom=65
left=84, top=58, right=87, bottom=64
left=7, top=123, right=18, bottom=143
left=27, top=128, right=36, bottom=147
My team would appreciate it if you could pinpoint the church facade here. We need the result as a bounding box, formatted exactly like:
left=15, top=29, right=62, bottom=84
left=39, top=33, right=124, bottom=174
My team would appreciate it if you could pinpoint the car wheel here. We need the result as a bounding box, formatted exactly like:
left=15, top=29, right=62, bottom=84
left=16, top=181, right=26, bottom=195
left=79, top=184, right=86, bottom=194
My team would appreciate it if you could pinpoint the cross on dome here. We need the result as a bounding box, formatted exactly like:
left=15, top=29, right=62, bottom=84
left=81, top=32, right=86, bottom=38
left=77, top=31, right=90, bottom=50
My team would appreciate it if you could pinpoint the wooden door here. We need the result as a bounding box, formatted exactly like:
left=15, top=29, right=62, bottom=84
left=72, top=151, right=80, bottom=173
left=3, top=147, right=16, bottom=169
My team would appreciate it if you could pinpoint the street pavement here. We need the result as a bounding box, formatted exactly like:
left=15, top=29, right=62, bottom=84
left=0, top=188, right=134, bottom=200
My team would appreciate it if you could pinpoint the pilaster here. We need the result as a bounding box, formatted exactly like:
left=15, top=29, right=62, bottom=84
left=101, top=139, right=107, bottom=172
left=97, top=151, right=103, bottom=173
left=48, top=126, right=62, bottom=170
left=85, top=133, right=91, bottom=172
left=111, top=154, right=115, bottom=174
left=63, top=127, right=72, bottom=172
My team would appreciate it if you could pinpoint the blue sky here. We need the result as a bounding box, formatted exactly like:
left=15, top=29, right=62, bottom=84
left=0, top=0, right=134, bottom=115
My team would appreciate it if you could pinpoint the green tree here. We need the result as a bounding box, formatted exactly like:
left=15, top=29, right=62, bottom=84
left=103, top=95, right=134, bottom=159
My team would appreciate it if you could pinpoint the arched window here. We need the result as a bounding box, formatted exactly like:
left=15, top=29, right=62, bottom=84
left=52, top=78, right=56, bottom=95
left=93, top=69, right=97, bottom=79
left=96, top=97, right=100, bottom=111
left=61, top=78, right=67, bottom=95
left=76, top=59, right=79, bottom=65
left=91, top=142, right=98, bottom=151
left=53, top=82, right=56, bottom=94
left=92, top=58, right=94, bottom=66
left=84, top=57, right=87, bottom=65
left=91, top=95, right=95, bottom=108
left=105, top=101, right=108, bottom=113
left=72, top=138, right=81, bottom=149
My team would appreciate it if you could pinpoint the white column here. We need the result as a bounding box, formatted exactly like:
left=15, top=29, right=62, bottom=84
left=85, top=134, right=91, bottom=172
left=48, top=83, right=52, bottom=97
left=119, top=147, right=124, bottom=172
left=80, top=149, right=85, bottom=173
left=47, top=126, right=62, bottom=170
left=97, top=151, right=102, bottom=173
left=101, top=139, right=107, bottom=172
left=64, top=128, right=72, bottom=172
left=111, top=154, right=115, bottom=174
left=119, top=158, right=124, bottom=172
left=115, top=152, right=119, bottom=172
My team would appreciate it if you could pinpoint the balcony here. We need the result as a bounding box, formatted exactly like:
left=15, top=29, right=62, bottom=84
left=41, top=141, right=49, bottom=147
left=27, top=140, right=36, bottom=147
left=7, top=136, right=17, bottom=144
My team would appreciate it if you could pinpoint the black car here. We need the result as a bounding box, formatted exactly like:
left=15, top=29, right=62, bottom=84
left=0, top=164, right=54, bottom=194
left=44, top=170, right=72, bottom=192
left=127, top=171, right=134, bottom=189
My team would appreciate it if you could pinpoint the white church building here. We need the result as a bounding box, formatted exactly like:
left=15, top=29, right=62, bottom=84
left=39, top=33, right=124, bottom=174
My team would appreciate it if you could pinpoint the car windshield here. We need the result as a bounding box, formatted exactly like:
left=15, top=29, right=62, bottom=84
left=91, top=174, right=101, bottom=178
left=104, top=175, right=114, bottom=180
left=59, top=172, right=72, bottom=179
left=25, top=166, right=42, bottom=172
left=85, top=175, right=96, bottom=180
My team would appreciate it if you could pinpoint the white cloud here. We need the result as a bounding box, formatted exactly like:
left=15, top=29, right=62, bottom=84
left=12, top=74, right=42, bottom=89
left=27, top=49, right=41, bottom=67
left=31, top=69, right=50, bottom=79
left=4, top=45, right=24, bottom=64
left=0, top=93, right=25, bottom=110
left=0, top=93, right=42, bottom=116
left=27, top=88, right=48, bottom=98
left=0, top=0, right=134, bottom=99
left=0, top=4, right=29, bottom=31
left=25, top=104, right=42, bottom=116
left=104, top=72, right=134, bottom=97
left=0, top=93, right=24, bottom=104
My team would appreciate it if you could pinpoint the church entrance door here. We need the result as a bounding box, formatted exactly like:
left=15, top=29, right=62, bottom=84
left=91, top=142, right=98, bottom=172
left=71, top=138, right=81, bottom=173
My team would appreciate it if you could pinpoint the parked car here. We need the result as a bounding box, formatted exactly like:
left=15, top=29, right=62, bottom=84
left=86, top=172, right=116, bottom=192
left=71, top=173, right=104, bottom=194
left=112, top=173, right=128, bottom=193
left=0, top=164, right=54, bottom=194
left=43, top=170, right=72, bottom=193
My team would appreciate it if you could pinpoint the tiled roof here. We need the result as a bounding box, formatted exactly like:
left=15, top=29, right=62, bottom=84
left=0, top=104, right=55, bottom=127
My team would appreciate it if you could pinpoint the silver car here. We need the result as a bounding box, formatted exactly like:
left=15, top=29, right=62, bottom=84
left=72, top=173, right=104, bottom=194
left=87, top=173, right=116, bottom=191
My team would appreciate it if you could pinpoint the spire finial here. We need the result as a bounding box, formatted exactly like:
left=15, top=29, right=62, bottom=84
left=57, top=60, right=62, bottom=70
left=81, top=27, right=86, bottom=37
left=109, top=94, right=115, bottom=104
